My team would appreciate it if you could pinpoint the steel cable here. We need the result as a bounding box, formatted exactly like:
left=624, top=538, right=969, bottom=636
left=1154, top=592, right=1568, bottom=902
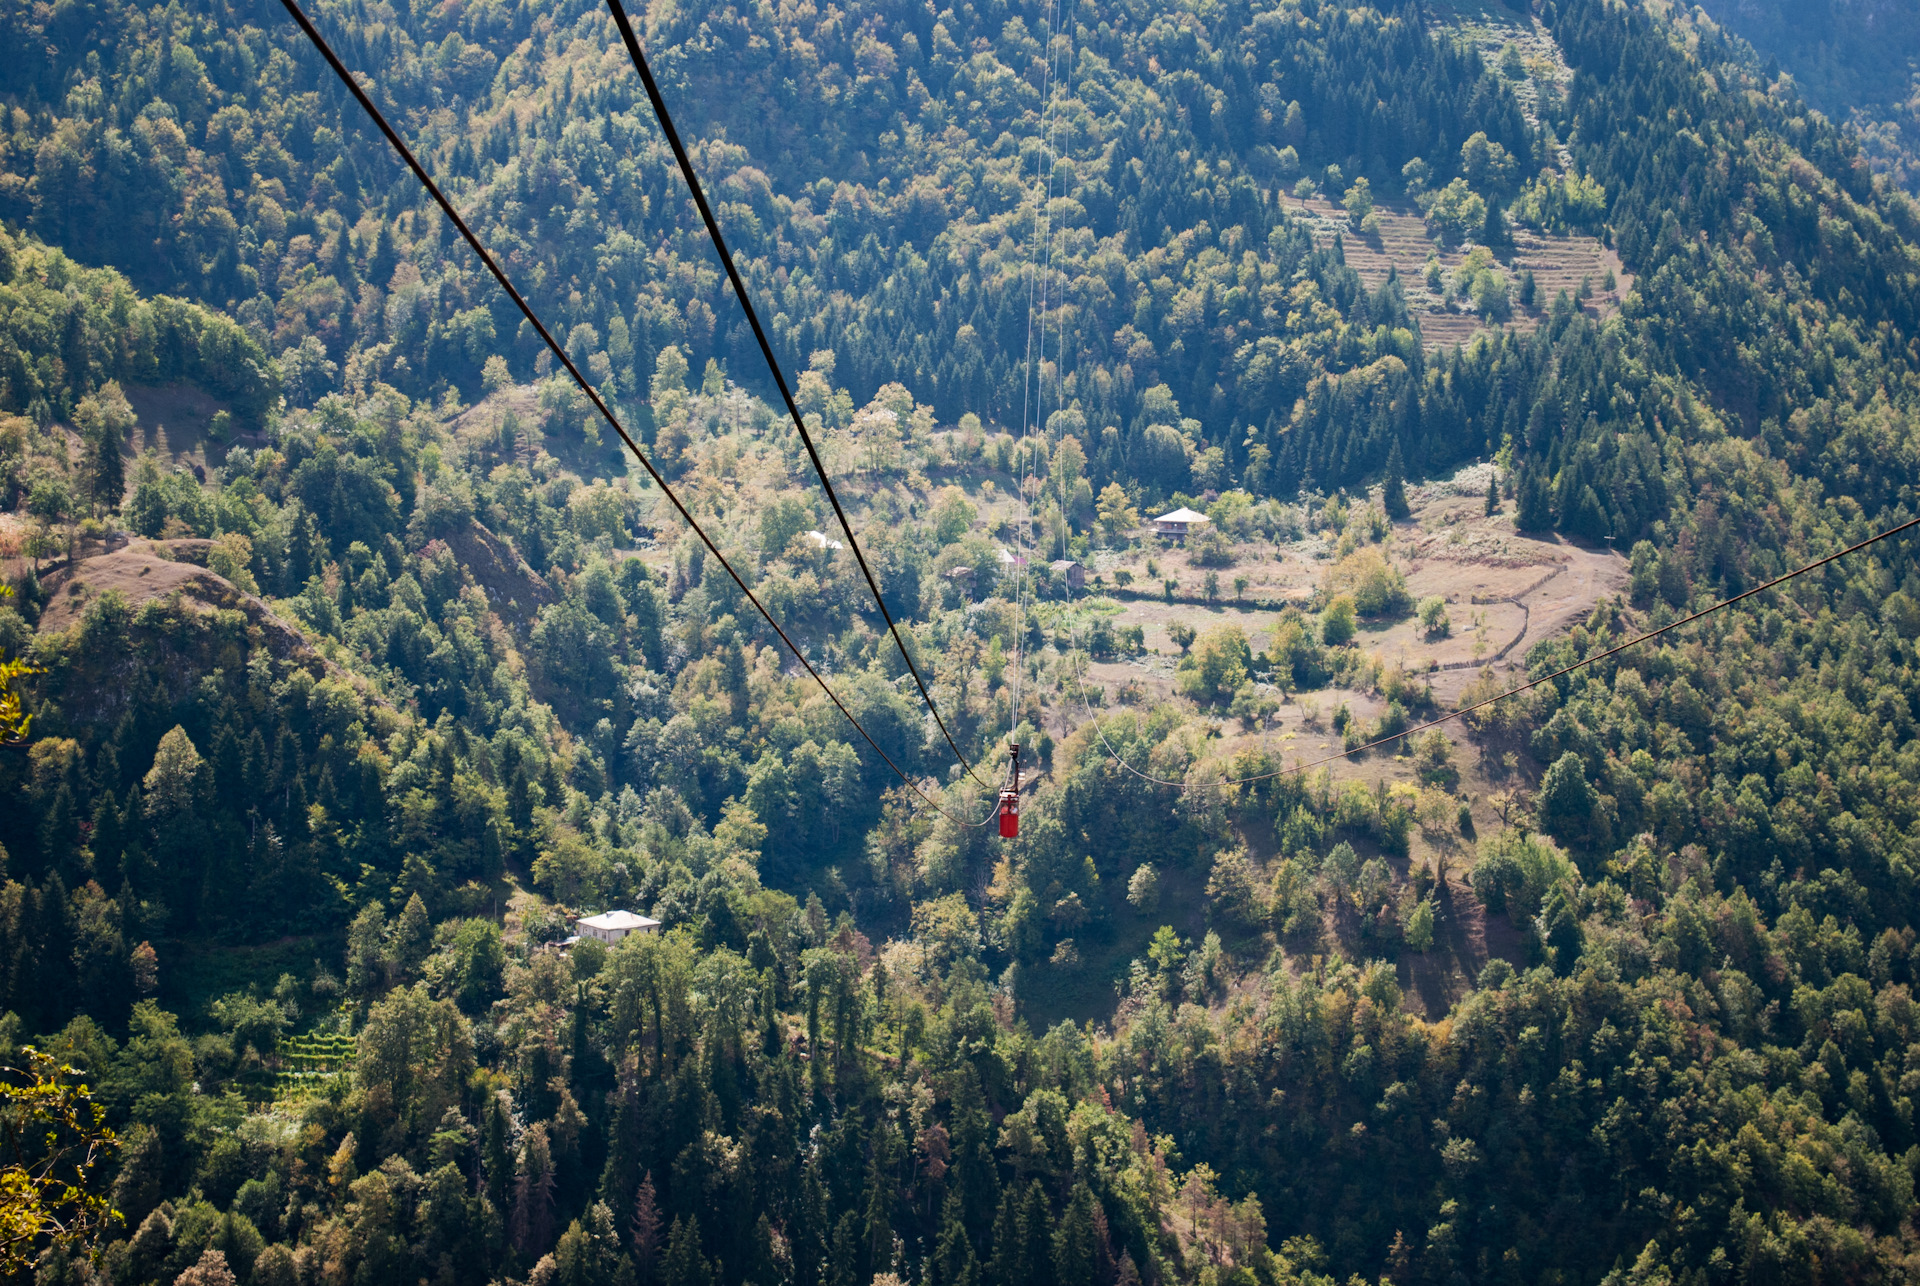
left=279, top=0, right=997, bottom=827
left=602, top=0, right=995, bottom=796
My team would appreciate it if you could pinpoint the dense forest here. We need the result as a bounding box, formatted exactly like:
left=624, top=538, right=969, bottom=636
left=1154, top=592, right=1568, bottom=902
left=1688, top=0, right=1920, bottom=191
left=4, top=0, right=1920, bottom=1282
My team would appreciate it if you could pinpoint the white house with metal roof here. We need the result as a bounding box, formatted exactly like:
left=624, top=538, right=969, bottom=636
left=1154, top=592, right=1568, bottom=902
left=574, top=910, right=661, bottom=944
left=1152, top=507, right=1212, bottom=540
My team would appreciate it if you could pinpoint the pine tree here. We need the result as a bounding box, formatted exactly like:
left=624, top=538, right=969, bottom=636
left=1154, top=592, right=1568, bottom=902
left=1485, top=470, right=1500, bottom=516
left=74, top=382, right=133, bottom=515
left=1382, top=441, right=1411, bottom=521
left=391, top=892, right=431, bottom=980
left=928, top=1190, right=979, bottom=1286
left=1481, top=199, right=1507, bottom=247
left=368, top=223, right=397, bottom=285
left=630, top=1172, right=662, bottom=1284
left=1515, top=466, right=1554, bottom=532
left=482, top=1094, right=512, bottom=1205
left=1019, top=1182, right=1052, bottom=1286
left=1053, top=1184, right=1098, bottom=1286
left=510, top=1125, right=557, bottom=1257
left=86, top=424, right=125, bottom=516
left=722, top=639, right=750, bottom=728
left=985, top=1189, right=1024, bottom=1286
left=863, top=1126, right=898, bottom=1278
left=661, top=1217, right=713, bottom=1286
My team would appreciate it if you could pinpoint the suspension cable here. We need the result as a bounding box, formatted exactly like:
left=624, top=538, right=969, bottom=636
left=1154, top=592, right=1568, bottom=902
left=1064, top=512, right=1920, bottom=789
left=279, top=0, right=996, bottom=827
left=600, top=0, right=995, bottom=796
left=1013, top=0, right=1065, bottom=751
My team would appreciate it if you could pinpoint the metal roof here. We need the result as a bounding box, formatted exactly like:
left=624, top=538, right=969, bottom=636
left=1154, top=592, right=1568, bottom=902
left=578, top=910, right=660, bottom=931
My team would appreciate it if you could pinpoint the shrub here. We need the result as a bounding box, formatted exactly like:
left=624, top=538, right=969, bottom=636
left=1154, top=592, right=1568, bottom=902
left=1190, top=525, right=1234, bottom=567
left=1405, top=896, right=1435, bottom=951
left=1324, top=548, right=1410, bottom=618
left=1127, top=863, right=1160, bottom=911
left=1322, top=596, right=1358, bottom=645
left=1178, top=625, right=1252, bottom=705
left=1469, top=830, right=1576, bottom=919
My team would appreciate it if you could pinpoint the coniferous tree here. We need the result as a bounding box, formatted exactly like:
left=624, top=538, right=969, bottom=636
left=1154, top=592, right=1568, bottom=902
left=928, top=1191, right=979, bottom=1286
left=482, top=1095, right=512, bottom=1208
left=661, top=1217, right=713, bottom=1286
left=630, top=1172, right=662, bottom=1284
left=1382, top=441, right=1411, bottom=521
left=1514, top=466, right=1554, bottom=532
left=1053, top=1184, right=1098, bottom=1286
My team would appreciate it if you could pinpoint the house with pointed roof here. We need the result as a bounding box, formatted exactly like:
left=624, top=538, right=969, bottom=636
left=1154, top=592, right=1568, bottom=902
left=1152, top=507, right=1211, bottom=541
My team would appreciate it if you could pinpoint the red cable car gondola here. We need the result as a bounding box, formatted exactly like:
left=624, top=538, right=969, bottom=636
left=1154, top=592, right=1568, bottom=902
left=998, top=742, right=1022, bottom=838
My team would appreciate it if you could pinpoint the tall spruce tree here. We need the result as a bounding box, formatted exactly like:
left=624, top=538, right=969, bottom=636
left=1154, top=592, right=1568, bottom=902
left=1382, top=441, right=1411, bottom=521
left=1515, top=466, right=1555, bottom=532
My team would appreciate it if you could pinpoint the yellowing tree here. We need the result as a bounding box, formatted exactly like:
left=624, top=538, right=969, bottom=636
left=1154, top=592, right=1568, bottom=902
left=1096, top=483, right=1139, bottom=541
left=1178, top=624, right=1251, bottom=705
left=0, top=1048, right=119, bottom=1275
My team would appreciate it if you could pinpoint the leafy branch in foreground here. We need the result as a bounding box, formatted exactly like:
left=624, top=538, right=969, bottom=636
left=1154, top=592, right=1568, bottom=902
left=0, top=585, right=36, bottom=748
left=0, top=1047, right=119, bottom=1275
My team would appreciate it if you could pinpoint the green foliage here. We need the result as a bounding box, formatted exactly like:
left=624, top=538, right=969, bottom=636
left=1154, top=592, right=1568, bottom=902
left=1320, top=596, right=1358, bottom=646
left=0, top=1047, right=119, bottom=1274
left=0, top=232, right=277, bottom=428
left=1177, top=626, right=1252, bottom=706
left=1381, top=441, right=1410, bottom=521
left=1469, top=830, right=1577, bottom=920
left=1420, top=178, right=1487, bottom=243
left=8, top=0, right=1920, bottom=1281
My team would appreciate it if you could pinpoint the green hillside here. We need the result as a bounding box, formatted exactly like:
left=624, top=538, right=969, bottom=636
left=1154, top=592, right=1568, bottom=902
left=1, top=0, right=1920, bottom=1282
left=1689, top=0, right=1920, bottom=190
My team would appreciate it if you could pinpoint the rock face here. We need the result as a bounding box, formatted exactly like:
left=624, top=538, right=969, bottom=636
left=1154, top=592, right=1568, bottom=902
left=436, top=519, right=556, bottom=625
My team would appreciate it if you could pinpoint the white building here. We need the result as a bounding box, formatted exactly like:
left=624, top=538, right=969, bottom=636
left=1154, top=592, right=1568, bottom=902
left=575, top=910, right=661, bottom=944
left=1152, top=507, right=1211, bottom=540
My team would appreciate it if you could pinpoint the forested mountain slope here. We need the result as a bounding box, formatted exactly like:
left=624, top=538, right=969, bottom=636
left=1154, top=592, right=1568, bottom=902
left=3, top=0, right=1920, bottom=1283
left=1687, top=0, right=1920, bottom=191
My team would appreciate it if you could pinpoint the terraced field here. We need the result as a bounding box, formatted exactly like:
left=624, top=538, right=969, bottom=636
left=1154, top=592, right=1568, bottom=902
left=1425, top=0, right=1575, bottom=161
left=1281, top=195, right=1630, bottom=352
left=270, top=1030, right=357, bottom=1104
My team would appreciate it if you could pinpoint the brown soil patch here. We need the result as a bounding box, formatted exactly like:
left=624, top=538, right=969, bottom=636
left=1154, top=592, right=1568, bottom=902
left=36, top=541, right=320, bottom=668
left=448, top=386, right=543, bottom=458
left=123, top=383, right=239, bottom=470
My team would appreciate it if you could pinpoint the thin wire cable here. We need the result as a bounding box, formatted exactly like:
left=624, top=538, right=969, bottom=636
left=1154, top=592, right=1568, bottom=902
left=1012, top=0, right=1049, bottom=741
left=1031, top=2, right=1085, bottom=750
left=1066, top=512, right=1920, bottom=789
left=601, top=0, right=994, bottom=796
left=1015, top=0, right=1069, bottom=748
left=279, top=0, right=995, bottom=827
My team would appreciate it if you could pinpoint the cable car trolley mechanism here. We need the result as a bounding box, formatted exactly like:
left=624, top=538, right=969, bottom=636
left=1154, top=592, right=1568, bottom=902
left=998, top=743, right=1022, bottom=839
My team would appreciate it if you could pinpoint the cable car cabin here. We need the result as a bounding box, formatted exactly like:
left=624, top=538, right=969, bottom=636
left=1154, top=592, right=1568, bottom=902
left=998, top=788, right=1020, bottom=838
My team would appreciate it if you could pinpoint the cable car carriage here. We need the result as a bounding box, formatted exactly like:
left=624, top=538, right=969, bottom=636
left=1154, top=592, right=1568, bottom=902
left=998, top=743, right=1022, bottom=838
